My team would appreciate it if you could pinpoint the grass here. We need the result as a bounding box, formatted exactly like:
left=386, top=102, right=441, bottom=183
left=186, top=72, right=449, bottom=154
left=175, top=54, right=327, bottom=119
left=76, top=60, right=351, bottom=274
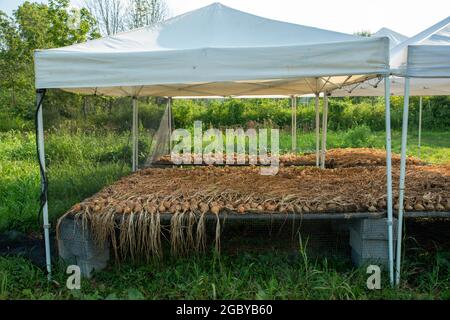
left=0, top=126, right=449, bottom=300
left=0, top=130, right=131, bottom=232
left=389, top=130, right=450, bottom=164
left=0, top=238, right=449, bottom=300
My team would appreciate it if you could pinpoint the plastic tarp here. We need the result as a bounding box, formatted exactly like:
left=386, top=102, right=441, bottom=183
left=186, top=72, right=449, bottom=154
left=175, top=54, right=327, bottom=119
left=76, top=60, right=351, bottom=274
left=332, top=17, right=450, bottom=97
left=34, top=3, right=389, bottom=97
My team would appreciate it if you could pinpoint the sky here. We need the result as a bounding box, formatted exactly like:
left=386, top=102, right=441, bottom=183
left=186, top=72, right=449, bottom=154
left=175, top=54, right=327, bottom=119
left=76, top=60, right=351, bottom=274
left=1, top=0, right=449, bottom=37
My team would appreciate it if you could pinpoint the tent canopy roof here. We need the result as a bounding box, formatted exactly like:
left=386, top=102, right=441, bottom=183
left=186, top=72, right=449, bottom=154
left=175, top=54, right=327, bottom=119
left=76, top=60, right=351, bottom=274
left=60, top=2, right=359, bottom=51
left=35, top=2, right=389, bottom=97
left=332, top=17, right=450, bottom=97
left=391, top=16, right=450, bottom=77
left=373, top=27, right=408, bottom=48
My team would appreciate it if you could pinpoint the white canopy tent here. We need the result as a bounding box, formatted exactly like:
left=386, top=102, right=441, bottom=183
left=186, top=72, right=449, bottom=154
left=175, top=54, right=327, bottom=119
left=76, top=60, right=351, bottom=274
left=35, top=2, right=390, bottom=171
left=329, top=19, right=450, bottom=163
left=324, top=16, right=450, bottom=286
left=288, top=28, right=407, bottom=160
left=329, top=21, right=450, bottom=164
left=392, top=17, right=450, bottom=286
left=34, top=2, right=394, bottom=282
left=35, top=3, right=389, bottom=97
left=331, top=17, right=450, bottom=98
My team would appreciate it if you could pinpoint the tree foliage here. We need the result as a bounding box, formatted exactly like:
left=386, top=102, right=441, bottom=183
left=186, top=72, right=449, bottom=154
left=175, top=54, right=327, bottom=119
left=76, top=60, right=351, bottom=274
left=354, top=30, right=372, bottom=37
left=0, top=0, right=100, bottom=118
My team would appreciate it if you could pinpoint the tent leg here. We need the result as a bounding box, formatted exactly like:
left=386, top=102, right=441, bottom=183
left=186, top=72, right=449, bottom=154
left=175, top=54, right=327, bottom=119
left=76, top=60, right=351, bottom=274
left=315, top=93, right=320, bottom=167
left=418, top=96, right=422, bottom=160
left=36, top=90, right=52, bottom=281
left=321, top=93, right=328, bottom=169
left=384, top=75, right=394, bottom=287
left=291, top=96, right=297, bottom=153
left=168, top=97, right=173, bottom=150
left=395, top=77, right=410, bottom=286
left=132, top=97, right=138, bottom=172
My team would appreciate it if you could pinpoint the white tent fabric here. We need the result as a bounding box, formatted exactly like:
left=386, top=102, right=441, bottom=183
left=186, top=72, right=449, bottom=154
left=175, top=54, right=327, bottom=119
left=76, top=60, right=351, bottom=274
left=331, top=16, right=450, bottom=96
left=392, top=16, right=450, bottom=77
left=373, top=27, right=407, bottom=48
left=34, top=2, right=389, bottom=97
left=406, top=45, right=450, bottom=78
left=330, top=76, right=450, bottom=97
left=393, top=16, right=450, bottom=287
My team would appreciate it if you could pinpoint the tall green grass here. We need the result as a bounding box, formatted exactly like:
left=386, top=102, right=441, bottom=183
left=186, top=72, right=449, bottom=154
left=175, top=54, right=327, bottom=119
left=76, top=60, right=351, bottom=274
left=0, top=130, right=132, bottom=232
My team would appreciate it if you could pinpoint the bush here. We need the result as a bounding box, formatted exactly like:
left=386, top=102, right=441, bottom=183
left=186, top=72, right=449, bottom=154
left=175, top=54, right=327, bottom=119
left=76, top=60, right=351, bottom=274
left=1, top=95, right=449, bottom=135
left=0, top=112, right=32, bottom=131
left=169, top=96, right=450, bottom=133
left=342, top=125, right=377, bottom=147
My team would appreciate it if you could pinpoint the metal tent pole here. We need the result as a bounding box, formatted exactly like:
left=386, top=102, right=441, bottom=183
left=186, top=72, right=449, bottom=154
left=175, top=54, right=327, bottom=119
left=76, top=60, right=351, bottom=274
left=395, top=77, right=410, bottom=286
left=315, top=93, right=320, bottom=167
left=168, top=97, right=173, bottom=150
left=321, top=93, right=329, bottom=169
left=132, top=97, right=138, bottom=172
left=384, top=75, right=394, bottom=287
left=418, top=96, right=423, bottom=160
left=291, top=95, right=297, bottom=153
left=36, top=90, right=52, bottom=280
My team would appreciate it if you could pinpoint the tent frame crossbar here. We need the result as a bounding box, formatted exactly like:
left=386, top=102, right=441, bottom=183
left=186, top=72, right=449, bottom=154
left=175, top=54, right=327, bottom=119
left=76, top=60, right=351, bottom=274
left=304, top=78, right=318, bottom=94
left=318, top=76, right=331, bottom=93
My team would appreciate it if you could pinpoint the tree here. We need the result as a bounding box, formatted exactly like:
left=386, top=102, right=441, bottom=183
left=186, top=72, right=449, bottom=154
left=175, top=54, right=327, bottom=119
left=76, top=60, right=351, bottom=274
left=0, top=11, right=25, bottom=109
left=354, top=30, right=372, bottom=37
left=85, top=0, right=125, bottom=36
left=127, top=0, right=168, bottom=29
left=0, top=0, right=100, bottom=118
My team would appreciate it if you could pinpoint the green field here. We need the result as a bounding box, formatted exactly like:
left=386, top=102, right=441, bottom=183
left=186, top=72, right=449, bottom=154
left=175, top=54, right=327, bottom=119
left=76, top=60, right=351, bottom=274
left=0, top=127, right=449, bottom=299
left=1, top=242, right=449, bottom=300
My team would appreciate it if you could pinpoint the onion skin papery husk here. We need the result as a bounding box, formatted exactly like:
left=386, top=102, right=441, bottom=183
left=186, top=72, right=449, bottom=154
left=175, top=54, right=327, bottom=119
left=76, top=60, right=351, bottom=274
left=57, top=163, right=449, bottom=262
